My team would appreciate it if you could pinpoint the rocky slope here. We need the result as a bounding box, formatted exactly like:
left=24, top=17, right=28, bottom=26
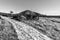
left=0, top=10, right=60, bottom=40
left=0, top=18, right=19, bottom=40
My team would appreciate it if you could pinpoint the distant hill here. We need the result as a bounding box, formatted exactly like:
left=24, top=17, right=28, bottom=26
left=0, top=10, right=60, bottom=21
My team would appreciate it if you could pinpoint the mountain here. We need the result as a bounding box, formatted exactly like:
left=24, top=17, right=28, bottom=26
left=0, top=10, right=60, bottom=21
left=1, top=10, right=60, bottom=40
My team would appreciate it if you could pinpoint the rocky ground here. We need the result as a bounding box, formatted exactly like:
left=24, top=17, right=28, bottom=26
left=0, top=18, right=19, bottom=40
left=0, top=10, right=60, bottom=40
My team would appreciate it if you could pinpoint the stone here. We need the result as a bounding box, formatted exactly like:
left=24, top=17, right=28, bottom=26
left=0, top=19, right=19, bottom=40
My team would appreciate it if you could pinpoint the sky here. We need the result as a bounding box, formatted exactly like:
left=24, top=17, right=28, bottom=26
left=0, top=0, right=60, bottom=15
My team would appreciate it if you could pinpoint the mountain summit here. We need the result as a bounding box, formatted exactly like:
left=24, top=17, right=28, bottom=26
left=17, top=10, right=40, bottom=20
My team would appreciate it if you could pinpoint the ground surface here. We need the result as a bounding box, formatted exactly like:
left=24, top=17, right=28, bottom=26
left=0, top=10, right=60, bottom=40
left=0, top=18, right=19, bottom=40
left=18, top=16, right=60, bottom=40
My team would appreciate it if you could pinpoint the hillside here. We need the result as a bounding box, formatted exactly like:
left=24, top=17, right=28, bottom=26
left=0, top=10, right=60, bottom=40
